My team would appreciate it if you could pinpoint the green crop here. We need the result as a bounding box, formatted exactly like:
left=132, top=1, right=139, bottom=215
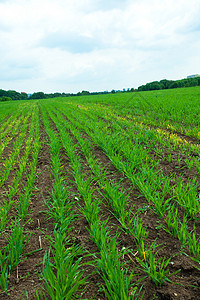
left=1, top=88, right=199, bottom=298
left=0, top=220, right=30, bottom=291
left=136, top=243, right=180, bottom=287
left=42, top=230, right=86, bottom=300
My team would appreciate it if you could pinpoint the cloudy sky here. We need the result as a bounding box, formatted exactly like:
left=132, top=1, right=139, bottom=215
left=0, top=0, right=200, bottom=93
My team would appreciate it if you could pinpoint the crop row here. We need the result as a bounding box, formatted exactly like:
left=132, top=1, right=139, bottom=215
left=0, top=103, right=40, bottom=292
left=45, top=104, right=180, bottom=288
left=44, top=101, right=200, bottom=265
left=87, top=103, right=199, bottom=173
left=76, top=88, right=200, bottom=139
left=38, top=100, right=199, bottom=298
left=39, top=103, right=144, bottom=299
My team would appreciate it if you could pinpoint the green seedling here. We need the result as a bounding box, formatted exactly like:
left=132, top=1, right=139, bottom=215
left=136, top=243, right=180, bottom=287
left=42, top=230, right=87, bottom=300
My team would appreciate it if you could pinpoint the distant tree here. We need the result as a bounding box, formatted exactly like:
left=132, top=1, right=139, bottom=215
left=52, top=92, right=62, bottom=97
left=0, top=89, right=6, bottom=97
left=62, top=92, right=71, bottom=97
left=20, top=92, right=28, bottom=100
left=77, top=90, right=90, bottom=96
left=81, top=90, right=90, bottom=95
left=160, top=79, right=172, bottom=89
left=0, top=96, right=12, bottom=101
left=176, top=80, right=184, bottom=88
left=147, top=81, right=162, bottom=90
left=169, top=81, right=179, bottom=89
left=7, top=90, right=21, bottom=100
left=138, top=85, right=147, bottom=91
left=29, top=92, right=46, bottom=99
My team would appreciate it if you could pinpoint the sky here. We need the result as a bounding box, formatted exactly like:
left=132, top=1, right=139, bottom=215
left=0, top=0, right=200, bottom=94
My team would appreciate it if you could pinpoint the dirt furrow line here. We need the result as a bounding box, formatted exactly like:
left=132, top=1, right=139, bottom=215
left=49, top=108, right=200, bottom=299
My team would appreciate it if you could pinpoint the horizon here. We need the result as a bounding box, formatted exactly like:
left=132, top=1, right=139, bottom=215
left=1, top=74, right=199, bottom=95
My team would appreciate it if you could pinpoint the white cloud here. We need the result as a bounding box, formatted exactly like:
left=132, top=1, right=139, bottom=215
left=0, top=0, right=199, bottom=92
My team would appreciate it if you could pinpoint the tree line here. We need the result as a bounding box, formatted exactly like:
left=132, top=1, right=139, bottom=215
left=0, top=89, right=109, bottom=101
left=0, top=90, right=28, bottom=101
left=28, top=90, right=110, bottom=99
left=0, top=76, right=199, bottom=101
left=137, top=77, right=200, bottom=91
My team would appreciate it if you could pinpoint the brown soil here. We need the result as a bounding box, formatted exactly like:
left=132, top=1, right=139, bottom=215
left=0, top=106, right=200, bottom=300
left=49, top=109, right=200, bottom=299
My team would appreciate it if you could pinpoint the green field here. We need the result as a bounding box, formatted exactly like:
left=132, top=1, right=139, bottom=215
left=0, top=86, right=200, bottom=299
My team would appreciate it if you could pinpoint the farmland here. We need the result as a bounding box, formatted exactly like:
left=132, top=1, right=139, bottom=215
left=0, top=86, right=200, bottom=299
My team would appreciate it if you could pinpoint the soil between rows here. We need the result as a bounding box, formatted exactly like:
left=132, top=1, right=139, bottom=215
left=48, top=109, right=200, bottom=299
left=0, top=108, right=200, bottom=299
